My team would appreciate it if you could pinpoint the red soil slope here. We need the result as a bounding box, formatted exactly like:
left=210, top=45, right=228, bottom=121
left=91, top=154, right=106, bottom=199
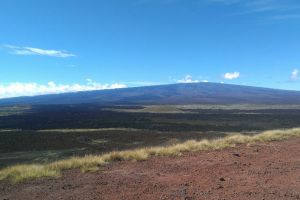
left=1, top=138, right=300, bottom=200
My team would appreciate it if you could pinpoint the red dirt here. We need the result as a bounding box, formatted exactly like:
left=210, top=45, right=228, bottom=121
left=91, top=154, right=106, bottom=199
left=1, top=138, right=300, bottom=200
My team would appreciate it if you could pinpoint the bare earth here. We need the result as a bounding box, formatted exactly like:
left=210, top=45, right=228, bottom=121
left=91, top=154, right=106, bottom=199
left=1, top=138, right=300, bottom=200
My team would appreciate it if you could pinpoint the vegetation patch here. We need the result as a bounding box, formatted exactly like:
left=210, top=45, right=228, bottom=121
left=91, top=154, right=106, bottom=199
left=107, top=105, right=188, bottom=113
left=1, top=128, right=300, bottom=183
left=37, top=128, right=144, bottom=133
left=0, top=105, right=31, bottom=116
left=0, top=148, right=86, bottom=168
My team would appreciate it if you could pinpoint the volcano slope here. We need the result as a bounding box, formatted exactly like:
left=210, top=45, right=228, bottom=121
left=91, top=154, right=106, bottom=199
left=1, top=134, right=300, bottom=200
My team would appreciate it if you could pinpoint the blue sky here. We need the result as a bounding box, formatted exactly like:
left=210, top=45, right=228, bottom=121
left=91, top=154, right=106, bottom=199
left=0, top=0, right=300, bottom=98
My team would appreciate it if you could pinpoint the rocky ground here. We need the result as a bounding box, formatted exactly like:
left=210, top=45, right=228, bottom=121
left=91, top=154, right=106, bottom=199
left=1, top=138, right=300, bottom=200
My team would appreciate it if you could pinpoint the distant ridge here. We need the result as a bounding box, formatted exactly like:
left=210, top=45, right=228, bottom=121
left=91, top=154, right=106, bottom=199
left=1, top=83, right=300, bottom=105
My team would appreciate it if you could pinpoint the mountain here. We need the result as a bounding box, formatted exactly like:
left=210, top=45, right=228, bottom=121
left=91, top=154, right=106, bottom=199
left=1, top=83, right=300, bottom=106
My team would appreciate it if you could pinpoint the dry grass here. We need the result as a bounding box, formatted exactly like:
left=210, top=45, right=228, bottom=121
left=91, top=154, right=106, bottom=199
left=1, top=128, right=300, bottom=183
left=0, top=165, right=59, bottom=183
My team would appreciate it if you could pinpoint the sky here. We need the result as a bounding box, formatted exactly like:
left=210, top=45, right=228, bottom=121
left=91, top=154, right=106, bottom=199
left=0, top=0, right=300, bottom=98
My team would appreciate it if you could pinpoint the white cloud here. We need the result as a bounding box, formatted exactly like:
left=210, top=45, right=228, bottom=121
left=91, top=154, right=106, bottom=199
left=2, top=45, right=75, bottom=58
left=177, top=75, right=200, bottom=83
left=223, top=72, right=240, bottom=80
left=0, top=80, right=127, bottom=99
left=122, top=81, right=166, bottom=86
left=291, top=69, right=299, bottom=80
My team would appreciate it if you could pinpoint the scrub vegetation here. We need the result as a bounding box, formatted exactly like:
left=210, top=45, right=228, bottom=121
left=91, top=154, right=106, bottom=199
left=1, top=128, right=300, bottom=183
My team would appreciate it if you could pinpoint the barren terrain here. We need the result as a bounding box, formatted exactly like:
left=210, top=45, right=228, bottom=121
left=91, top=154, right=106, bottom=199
left=1, top=137, right=300, bottom=200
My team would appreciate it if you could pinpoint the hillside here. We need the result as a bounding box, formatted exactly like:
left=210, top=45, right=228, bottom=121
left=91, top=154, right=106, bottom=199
left=2, top=136, right=300, bottom=200
left=1, top=83, right=300, bottom=105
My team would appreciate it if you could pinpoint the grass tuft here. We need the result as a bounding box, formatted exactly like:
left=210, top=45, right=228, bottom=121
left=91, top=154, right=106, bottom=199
left=0, top=165, right=59, bottom=183
left=1, top=128, right=300, bottom=183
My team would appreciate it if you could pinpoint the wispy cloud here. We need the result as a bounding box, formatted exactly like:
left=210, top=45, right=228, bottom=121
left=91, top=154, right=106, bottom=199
left=204, top=0, right=300, bottom=20
left=135, top=0, right=300, bottom=21
left=205, top=0, right=242, bottom=5
left=2, top=45, right=75, bottom=58
left=223, top=72, right=240, bottom=80
left=270, top=14, right=300, bottom=20
left=291, top=69, right=299, bottom=80
left=0, top=79, right=127, bottom=99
